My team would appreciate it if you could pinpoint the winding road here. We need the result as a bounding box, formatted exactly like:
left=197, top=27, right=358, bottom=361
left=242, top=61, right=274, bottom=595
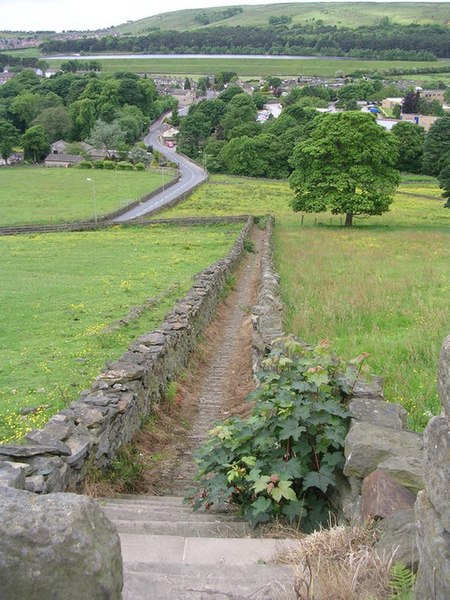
left=112, top=113, right=206, bottom=222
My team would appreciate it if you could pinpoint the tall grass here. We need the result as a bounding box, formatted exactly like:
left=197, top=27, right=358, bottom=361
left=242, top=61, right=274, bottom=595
left=275, top=225, right=449, bottom=430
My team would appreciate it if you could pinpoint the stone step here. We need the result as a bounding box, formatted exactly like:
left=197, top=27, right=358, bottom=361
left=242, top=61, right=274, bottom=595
left=99, top=496, right=235, bottom=515
left=122, top=562, right=296, bottom=600
left=100, top=503, right=244, bottom=524
left=111, top=517, right=255, bottom=538
left=119, top=533, right=297, bottom=567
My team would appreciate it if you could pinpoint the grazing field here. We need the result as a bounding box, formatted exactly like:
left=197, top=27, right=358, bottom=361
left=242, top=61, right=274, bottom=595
left=0, top=166, right=174, bottom=226
left=112, top=2, right=450, bottom=33
left=162, top=174, right=450, bottom=429
left=44, top=56, right=449, bottom=78
left=0, top=223, right=241, bottom=443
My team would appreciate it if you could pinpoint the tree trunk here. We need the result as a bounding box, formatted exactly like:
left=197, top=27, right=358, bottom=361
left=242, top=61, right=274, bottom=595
left=345, top=212, right=353, bottom=227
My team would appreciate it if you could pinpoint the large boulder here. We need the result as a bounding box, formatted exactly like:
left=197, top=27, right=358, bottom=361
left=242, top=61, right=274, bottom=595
left=0, top=487, right=123, bottom=600
left=349, top=397, right=407, bottom=430
left=344, top=421, right=423, bottom=481
left=360, top=469, right=415, bottom=520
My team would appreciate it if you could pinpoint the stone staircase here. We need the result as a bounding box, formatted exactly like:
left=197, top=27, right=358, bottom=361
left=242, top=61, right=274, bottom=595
left=100, top=495, right=298, bottom=600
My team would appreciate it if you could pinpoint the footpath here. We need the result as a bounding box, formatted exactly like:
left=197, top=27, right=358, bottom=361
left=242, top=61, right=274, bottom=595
left=100, top=227, right=298, bottom=600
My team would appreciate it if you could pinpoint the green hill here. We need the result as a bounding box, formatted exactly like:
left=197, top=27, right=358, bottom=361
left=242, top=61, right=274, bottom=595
left=112, top=2, right=450, bottom=34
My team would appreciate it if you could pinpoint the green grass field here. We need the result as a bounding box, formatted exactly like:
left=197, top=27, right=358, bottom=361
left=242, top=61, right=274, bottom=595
left=0, top=223, right=242, bottom=443
left=44, top=56, right=450, bottom=78
left=0, top=166, right=174, bottom=226
left=112, top=2, right=450, bottom=34
left=161, top=174, right=450, bottom=430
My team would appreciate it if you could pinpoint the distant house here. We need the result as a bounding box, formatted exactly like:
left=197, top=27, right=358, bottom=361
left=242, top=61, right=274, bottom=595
left=161, top=126, right=179, bottom=143
left=44, top=154, right=83, bottom=168
left=418, top=89, right=445, bottom=104
left=381, top=97, right=403, bottom=111
left=50, top=140, right=117, bottom=161
left=169, top=89, right=195, bottom=107
left=402, top=114, right=440, bottom=132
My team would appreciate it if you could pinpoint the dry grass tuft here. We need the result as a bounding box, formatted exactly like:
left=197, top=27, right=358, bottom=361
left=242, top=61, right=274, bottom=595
left=276, top=522, right=396, bottom=600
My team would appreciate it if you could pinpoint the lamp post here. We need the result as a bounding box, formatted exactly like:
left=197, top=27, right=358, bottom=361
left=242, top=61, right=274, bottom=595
left=86, top=177, right=97, bottom=224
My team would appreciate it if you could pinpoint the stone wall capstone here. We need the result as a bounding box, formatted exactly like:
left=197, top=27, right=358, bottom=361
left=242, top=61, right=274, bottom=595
left=251, top=217, right=284, bottom=372
left=0, top=217, right=253, bottom=493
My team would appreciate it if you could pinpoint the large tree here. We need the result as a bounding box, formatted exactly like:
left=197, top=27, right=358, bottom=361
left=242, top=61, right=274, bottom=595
left=391, top=121, right=425, bottom=174
left=86, top=120, right=125, bottom=156
left=34, top=105, right=72, bottom=142
left=422, top=117, right=450, bottom=176
left=21, top=125, right=50, bottom=163
left=289, top=112, right=400, bottom=226
left=0, top=119, right=20, bottom=162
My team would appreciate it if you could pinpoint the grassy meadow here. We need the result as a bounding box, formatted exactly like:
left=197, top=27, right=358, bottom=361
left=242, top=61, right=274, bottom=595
left=44, top=56, right=449, bottom=78
left=0, top=223, right=241, bottom=443
left=161, top=174, right=450, bottom=430
left=0, top=166, right=174, bottom=226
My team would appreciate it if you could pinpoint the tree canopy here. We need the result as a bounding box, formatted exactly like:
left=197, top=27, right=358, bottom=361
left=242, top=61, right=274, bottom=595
left=422, top=117, right=450, bottom=176
left=391, top=121, right=425, bottom=174
left=289, top=112, right=400, bottom=226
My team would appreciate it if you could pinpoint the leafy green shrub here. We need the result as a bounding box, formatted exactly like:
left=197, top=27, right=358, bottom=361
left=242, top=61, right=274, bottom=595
left=243, top=239, right=255, bottom=253
left=116, top=161, right=134, bottom=171
left=102, top=160, right=116, bottom=170
left=134, top=162, right=145, bottom=171
left=254, top=215, right=270, bottom=230
left=190, top=337, right=366, bottom=530
left=93, top=160, right=104, bottom=169
left=78, top=160, right=93, bottom=169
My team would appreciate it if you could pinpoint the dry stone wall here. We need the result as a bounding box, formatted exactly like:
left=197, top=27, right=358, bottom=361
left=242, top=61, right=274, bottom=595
left=0, top=217, right=253, bottom=494
left=251, top=217, right=284, bottom=371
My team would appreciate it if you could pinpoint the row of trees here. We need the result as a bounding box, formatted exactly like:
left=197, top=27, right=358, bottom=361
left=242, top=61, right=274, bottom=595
left=0, top=68, right=174, bottom=163
left=40, top=22, right=449, bottom=58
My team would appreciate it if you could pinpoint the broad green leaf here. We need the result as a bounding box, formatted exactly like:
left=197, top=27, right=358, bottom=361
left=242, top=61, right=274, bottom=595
left=250, top=496, right=272, bottom=515
left=253, top=475, right=270, bottom=493
left=303, top=470, right=336, bottom=493
left=278, top=420, right=306, bottom=441
left=282, top=500, right=307, bottom=523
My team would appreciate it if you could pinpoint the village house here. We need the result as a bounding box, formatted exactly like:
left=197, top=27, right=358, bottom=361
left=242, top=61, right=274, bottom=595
left=44, top=154, right=83, bottom=168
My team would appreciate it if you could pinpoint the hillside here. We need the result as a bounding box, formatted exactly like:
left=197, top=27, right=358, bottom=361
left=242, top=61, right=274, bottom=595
left=112, top=2, right=450, bottom=34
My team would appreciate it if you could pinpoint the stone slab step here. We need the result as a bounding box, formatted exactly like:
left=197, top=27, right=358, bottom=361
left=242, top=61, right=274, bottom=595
left=119, top=533, right=297, bottom=567
left=111, top=518, right=255, bottom=537
left=122, top=562, right=296, bottom=600
left=100, top=503, right=243, bottom=524
left=101, top=495, right=189, bottom=506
